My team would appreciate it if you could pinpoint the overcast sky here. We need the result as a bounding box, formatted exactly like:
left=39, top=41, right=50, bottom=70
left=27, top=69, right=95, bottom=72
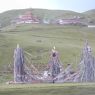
left=0, top=0, right=95, bottom=13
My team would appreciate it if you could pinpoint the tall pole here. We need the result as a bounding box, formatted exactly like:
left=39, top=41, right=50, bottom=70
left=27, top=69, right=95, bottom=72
left=14, top=44, right=25, bottom=83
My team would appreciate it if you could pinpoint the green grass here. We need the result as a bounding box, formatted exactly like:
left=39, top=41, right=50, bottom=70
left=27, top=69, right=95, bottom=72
left=0, top=24, right=95, bottom=82
left=0, top=83, right=95, bottom=95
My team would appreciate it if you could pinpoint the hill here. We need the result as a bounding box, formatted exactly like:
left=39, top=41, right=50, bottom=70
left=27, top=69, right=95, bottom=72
left=0, top=8, right=85, bottom=27
left=83, top=9, right=95, bottom=24
left=0, top=8, right=95, bottom=27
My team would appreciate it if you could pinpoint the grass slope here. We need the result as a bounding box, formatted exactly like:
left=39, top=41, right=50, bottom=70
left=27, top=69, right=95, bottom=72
left=0, top=24, right=95, bottom=82
left=83, top=9, right=95, bottom=24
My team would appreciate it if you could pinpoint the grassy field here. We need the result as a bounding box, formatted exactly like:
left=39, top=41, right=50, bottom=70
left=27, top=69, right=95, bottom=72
left=0, top=24, right=95, bottom=82
left=0, top=83, right=95, bottom=95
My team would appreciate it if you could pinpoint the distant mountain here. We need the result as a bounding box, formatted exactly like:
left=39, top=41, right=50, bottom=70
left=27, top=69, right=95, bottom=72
left=83, top=9, right=95, bottom=15
left=83, top=9, right=95, bottom=24
left=0, top=8, right=95, bottom=27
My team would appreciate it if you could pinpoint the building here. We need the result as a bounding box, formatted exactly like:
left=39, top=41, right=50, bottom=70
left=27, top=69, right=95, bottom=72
left=11, top=11, right=40, bottom=24
left=56, top=17, right=81, bottom=25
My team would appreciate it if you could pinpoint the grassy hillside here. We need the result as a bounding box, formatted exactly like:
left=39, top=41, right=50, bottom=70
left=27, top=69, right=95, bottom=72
left=0, top=8, right=85, bottom=27
left=0, top=8, right=95, bottom=27
left=0, top=24, right=95, bottom=68
left=83, top=9, right=95, bottom=17
left=0, top=24, right=95, bottom=82
left=0, top=83, right=95, bottom=95
left=83, top=9, right=95, bottom=24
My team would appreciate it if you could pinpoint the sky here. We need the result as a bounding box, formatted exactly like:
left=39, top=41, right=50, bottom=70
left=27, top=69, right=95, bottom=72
left=0, top=0, right=95, bottom=13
